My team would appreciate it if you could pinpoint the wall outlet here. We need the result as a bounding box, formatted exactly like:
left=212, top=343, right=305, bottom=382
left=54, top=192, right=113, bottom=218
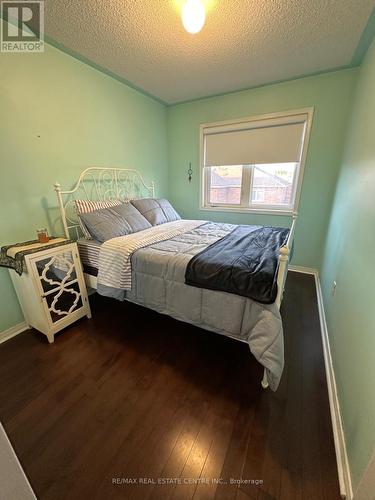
left=332, top=281, right=337, bottom=296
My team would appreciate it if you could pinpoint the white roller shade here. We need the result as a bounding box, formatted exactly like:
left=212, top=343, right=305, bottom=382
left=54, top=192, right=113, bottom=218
left=204, top=117, right=307, bottom=167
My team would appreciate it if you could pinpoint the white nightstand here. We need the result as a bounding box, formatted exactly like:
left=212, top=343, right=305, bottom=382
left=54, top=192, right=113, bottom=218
left=8, top=240, right=91, bottom=343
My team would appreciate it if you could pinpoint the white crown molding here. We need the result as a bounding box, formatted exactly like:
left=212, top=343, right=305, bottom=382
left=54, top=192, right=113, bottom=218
left=0, top=322, right=29, bottom=345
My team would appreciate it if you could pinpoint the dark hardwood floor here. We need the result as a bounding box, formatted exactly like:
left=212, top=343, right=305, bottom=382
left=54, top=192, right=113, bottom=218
left=0, top=271, right=341, bottom=500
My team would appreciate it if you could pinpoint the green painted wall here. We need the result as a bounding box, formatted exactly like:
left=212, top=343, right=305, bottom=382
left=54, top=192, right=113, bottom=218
left=0, top=41, right=168, bottom=332
left=167, top=70, right=358, bottom=268
left=1, top=16, right=375, bottom=493
left=0, top=47, right=360, bottom=332
left=321, top=37, right=375, bottom=488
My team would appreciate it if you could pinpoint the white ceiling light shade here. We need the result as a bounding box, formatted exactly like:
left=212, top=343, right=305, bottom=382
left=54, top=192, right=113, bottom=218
left=181, top=0, right=206, bottom=34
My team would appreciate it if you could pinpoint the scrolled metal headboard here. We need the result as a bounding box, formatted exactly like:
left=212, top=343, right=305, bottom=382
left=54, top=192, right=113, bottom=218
left=54, top=167, right=155, bottom=239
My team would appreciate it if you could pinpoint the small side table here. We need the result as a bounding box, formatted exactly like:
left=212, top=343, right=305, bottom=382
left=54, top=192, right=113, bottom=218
left=7, top=240, right=91, bottom=343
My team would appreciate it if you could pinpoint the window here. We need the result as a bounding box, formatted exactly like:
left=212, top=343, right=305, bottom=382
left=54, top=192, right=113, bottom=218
left=208, top=165, right=243, bottom=205
left=251, top=187, right=265, bottom=203
left=200, top=109, right=312, bottom=214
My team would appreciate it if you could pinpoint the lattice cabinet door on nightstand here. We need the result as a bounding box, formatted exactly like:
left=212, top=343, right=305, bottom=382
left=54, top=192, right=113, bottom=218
left=9, top=243, right=91, bottom=343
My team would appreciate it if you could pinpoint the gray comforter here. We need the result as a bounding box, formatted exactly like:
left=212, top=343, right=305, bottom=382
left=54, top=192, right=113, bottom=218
left=119, top=222, right=284, bottom=390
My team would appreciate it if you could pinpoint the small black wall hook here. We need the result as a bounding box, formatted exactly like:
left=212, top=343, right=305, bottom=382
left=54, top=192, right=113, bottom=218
left=187, top=162, right=193, bottom=183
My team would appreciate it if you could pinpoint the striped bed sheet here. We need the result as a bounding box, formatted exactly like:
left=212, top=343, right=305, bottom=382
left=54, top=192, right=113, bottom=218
left=77, top=238, right=101, bottom=270
left=98, top=220, right=206, bottom=291
left=76, top=220, right=205, bottom=276
left=76, top=220, right=204, bottom=278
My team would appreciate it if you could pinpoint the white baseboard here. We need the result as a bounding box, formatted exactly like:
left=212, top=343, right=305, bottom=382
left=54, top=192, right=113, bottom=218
left=311, top=270, right=353, bottom=500
left=288, top=264, right=318, bottom=275
left=0, top=322, right=29, bottom=345
left=0, top=267, right=354, bottom=499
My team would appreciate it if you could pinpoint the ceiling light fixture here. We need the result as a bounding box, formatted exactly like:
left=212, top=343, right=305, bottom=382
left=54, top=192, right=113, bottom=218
left=181, top=0, right=206, bottom=34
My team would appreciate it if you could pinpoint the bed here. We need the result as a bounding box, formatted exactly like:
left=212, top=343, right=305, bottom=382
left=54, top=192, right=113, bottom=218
left=55, top=167, right=296, bottom=391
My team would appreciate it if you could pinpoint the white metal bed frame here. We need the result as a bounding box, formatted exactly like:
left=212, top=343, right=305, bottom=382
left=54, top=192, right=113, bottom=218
left=55, top=167, right=297, bottom=389
left=55, top=167, right=155, bottom=241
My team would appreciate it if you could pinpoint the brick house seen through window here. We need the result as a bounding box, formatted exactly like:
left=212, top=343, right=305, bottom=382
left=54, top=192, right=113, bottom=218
left=209, top=164, right=294, bottom=206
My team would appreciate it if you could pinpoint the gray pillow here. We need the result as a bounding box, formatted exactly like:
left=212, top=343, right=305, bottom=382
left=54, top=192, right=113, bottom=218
left=131, top=198, right=181, bottom=226
left=79, top=203, right=151, bottom=242
left=111, top=202, right=152, bottom=232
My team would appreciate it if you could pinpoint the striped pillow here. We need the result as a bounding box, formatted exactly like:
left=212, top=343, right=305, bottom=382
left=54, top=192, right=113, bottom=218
left=75, top=199, right=122, bottom=238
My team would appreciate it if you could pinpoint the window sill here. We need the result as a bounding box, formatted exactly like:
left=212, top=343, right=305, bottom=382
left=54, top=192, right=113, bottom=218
left=200, top=205, right=294, bottom=216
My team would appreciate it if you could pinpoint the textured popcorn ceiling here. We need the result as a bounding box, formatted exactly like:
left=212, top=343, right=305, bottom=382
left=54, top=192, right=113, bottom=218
left=43, top=0, right=374, bottom=104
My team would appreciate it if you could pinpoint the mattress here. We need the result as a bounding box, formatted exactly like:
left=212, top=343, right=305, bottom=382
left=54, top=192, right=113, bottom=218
left=77, top=238, right=101, bottom=270
left=96, top=222, right=284, bottom=391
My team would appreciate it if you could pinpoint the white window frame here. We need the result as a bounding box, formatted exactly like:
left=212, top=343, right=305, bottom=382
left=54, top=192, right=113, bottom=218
left=251, top=188, right=265, bottom=203
left=199, top=107, right=314, bottom=215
